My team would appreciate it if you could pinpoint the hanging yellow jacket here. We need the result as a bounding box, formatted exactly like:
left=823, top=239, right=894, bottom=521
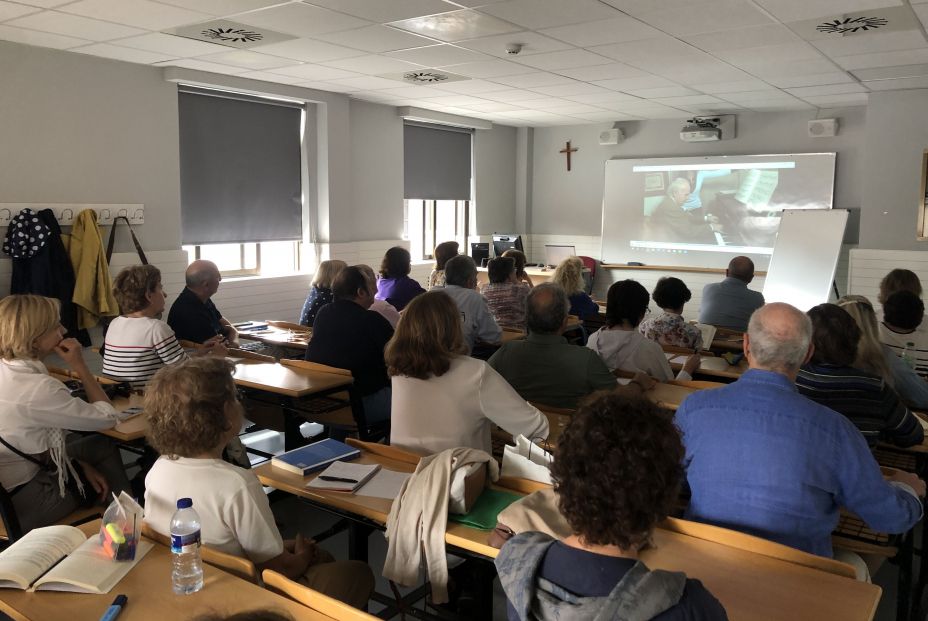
left=64, top=210, right=119, bottom=329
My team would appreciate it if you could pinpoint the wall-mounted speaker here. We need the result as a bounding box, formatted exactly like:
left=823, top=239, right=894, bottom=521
left=808, top=118, right=838, bottom=138
left=599, top=128, right=623, bottom=145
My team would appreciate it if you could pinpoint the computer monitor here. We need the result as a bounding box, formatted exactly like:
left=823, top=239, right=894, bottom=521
left=470, top=242, right=489, bottom=267
left=492, top=233, right=524, bottom=257
left=544, top=244, right=576, bottom=268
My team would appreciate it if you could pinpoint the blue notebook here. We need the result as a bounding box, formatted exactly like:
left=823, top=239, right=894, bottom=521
left=271, top=439, right=361, bottom=476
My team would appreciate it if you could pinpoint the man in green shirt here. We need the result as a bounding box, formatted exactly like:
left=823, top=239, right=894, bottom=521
left=488, top=283, right=650, bottom=409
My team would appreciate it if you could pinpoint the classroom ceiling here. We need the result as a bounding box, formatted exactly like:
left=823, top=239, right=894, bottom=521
left=3, top=0, right=928, bottom=126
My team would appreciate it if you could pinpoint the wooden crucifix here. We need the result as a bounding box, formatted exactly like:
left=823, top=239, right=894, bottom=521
left=559, top=140, right=578, bottom=171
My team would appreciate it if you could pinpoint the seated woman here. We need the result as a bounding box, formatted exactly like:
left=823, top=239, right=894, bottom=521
left=480, top=257, right=528, bottom=331
left=0, top=295, right=130, bottom=532
left=587, top=280, right=699, bottom=381
left=502, top=249, right=534, bottom=288
left=796, top=304, right=923, bottom=448
left=496, top=392, right=727, bottom=620
left=299, top=260, right=346, bottom=327
left=638, top=277, right=703, bottom=350
left=839, top=295, right=928, bottom=409
left=552, top=256, right=598, bottom=320
left=102, top=265, right=225, bottom=388
left=143, top=358, right=374, bottom=609
left=387, top=291, right=548, bottom=454
left=427, top=241, right=458, bottom=289
left=375, top=246, right=425, bottom=311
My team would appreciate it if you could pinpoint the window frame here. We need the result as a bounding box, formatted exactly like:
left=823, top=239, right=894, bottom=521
left=406, top=199, right=470, bottom=260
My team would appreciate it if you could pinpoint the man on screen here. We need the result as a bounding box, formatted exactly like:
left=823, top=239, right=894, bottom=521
left=647, top=177, right=718, bottom=245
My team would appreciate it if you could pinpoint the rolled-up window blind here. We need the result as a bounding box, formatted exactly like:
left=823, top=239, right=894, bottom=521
left=404, top=123, right=472, bottom=200
left=179, top=88, right=303, bottom=245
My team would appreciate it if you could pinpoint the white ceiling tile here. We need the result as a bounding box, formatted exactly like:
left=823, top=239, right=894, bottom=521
left=852, top=63, right=928, bottom=80
left=307, top=0, right=455, bottom=22
left=155, top=0, right=284, bottom=16
left=835, top=48, right=928, bottom=70
left=592, top=75, right=676, bottom=91
left=155, top=58, right=248, bottom=74
left=634, top=0, right=774, bottom=36
left=589, top=36, right=714, bottom=71
left=455, top=31, right=572, bottom=57
left=485, top=71, right=573, bottom=87
left=785, top=83, right=868, bottom=96
left=735, top=58, right=843, bottom=78
left=270, top=63, right=362, bottom=80
left=623, top=85, right=700, bottom=98
left=322, top=54, right=424, bottom=74
left=0, top=3, right=41, bottom=22
left=542, top=102, right=610, bottom=114
left=455, top=100, right=525, bottom=112
left=716, top=42, right=823, bottom=66
left=561, top=91, right=642, bottom=104
left=657, top=62, right=755, bottom=85
left=60, top=0, right=210, bottom=30
left=539, top=15, right=661, bottom=47
left=613, top=105, right=687, bottom=118
left=697, top=78, right=775, bottom=93
left=719, top=90, right=801, bottom=105
left=650, top=94, right=725, bottom=105
left=748, top=101, right=814, bottom=110
left=811, top=29, right=928, bottom=57
left=389, top=9, right=520, bottom=42
left=415, top=93, right=489, bottom=105
left=682, top=24, right=800, bottom=52
left=9, top=0, right=73, bottom=7
left=376, top=84, right=456, bottom=97
left=113, top=32, right=229, bottom=56
left=600, top=0, right=707, bottom=15
left=800, top=92, right=869, bottom=105
left=478, top=0, right=620, bottom=30
left=313, top=25, right=437, bottom=53
left=232, top=3, right=370, bottom=37
left=385, top=43, right=489, bottom=66
left=554, top=63, right=649, bottom=81
left=766, top=71, right=854, bottom=87
left=0, top=23, right=88, bottom=47
left=72, top=42, right=175, bottom=63
left=325, top=75, right=409, bottom=89
left=436, top=58, right=529, bottom=77
left=195, top=49, right=297, bottom=69
left=864, top=75, right=928, bottom=89
left=528, top=82, right=611, bottom=96
left=299, top=81, right=364, bottom=92
left=507, top=97, right=577, bottom=110
left=6, top=10, right=146, bottom=41
left=751, top=0, right=903, bottom=22
left=432, top=78, right=511, bottom=93
left=248, top=38, right=366, bottom=62
left=510, top=48, right=612, bottom=70
left=566, top=110, right=636, bottom=121
left=482, top=87, right=558, bottom=101
left=238, top=70, right=309, bottom=84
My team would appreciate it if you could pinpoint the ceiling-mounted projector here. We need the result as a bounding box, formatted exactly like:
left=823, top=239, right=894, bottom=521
left=679, top=115, right=735, bottom=142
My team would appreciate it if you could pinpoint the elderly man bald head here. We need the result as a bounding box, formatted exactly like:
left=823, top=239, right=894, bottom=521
left=697, top=255, right=765, bottom=331
left=167, top=259, right=237, bottom=344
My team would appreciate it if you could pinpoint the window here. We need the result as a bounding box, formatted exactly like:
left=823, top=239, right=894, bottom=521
left=178, top=86, right=306, bottom=276
left=403, top=122, right=472, bottom=260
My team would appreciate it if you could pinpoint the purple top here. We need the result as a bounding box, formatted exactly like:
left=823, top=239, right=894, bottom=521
left=375, top=275, right=425, bottom=311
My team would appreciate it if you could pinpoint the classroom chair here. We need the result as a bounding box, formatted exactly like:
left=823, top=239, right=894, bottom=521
left=141, top=523, right=259, bottom=584
left=263, top=569, right=379, bottom=620
left=0, top=484, right=102, bottom=544
left=266, top=320, right=311, bottom=333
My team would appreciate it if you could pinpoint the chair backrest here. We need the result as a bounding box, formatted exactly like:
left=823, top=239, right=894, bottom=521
left=263, top=569, right=379, bottom=620
left=141, top=523, right=259, bottom=584
left=659, top=517, right=857, bottom=579
left=496, top=476, right=552, bottom=495
left=0, top=485, right=23, bottom=542
left=667, top=379, right=727, bottom=390
left=266, top=320, right=311, bottom=333
left=577, top=255, right=597, bottom=278
left=281, top=358, right=352, bottom=377
left=346, top=438, right=422, bottom=465
left=227, top=348, right=276, bottom=363
left=661, top=344, right=715, bottom=357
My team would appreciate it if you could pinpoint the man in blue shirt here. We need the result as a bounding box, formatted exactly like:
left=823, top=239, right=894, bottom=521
left=697, top=256, right=764, bottom=331
left=677, top=302, right=924, bottom=560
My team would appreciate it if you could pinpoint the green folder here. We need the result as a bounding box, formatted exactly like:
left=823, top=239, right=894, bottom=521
left=448, top=488, right=522, bottom=531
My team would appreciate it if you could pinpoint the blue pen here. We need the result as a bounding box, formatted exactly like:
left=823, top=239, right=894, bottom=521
left=99, top=594, right=127, bottom=621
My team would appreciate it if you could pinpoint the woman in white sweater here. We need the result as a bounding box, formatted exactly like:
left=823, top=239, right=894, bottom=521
left=387, top=291, right=548, bottom=454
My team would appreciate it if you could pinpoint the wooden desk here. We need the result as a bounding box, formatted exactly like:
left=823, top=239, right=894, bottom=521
left=239, top=325, right=311, bottom=351
left=710, top=334, right=745, bottom=353
left=665, top=352, right=748, bottom=380
left=0, top=521, right=335, bottom=621
left=232, top=362, right=352, bottom=399
left=646, top=381, right=696, bottom=411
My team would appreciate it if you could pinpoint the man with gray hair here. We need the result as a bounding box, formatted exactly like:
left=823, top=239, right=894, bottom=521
left=648, top=176, right=716, bottom=244
left=167, top=259, right=237, bottom=345
left=488, top=283, right=652, bottom=409
left=440, top=255, right=501, bottom=352
left=677, top=302, right=924, bottom=573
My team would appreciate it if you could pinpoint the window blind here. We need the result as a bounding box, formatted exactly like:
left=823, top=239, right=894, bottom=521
left=404, top=123, right=472, bottom=200
left=179, top=88, right=303, bottom=245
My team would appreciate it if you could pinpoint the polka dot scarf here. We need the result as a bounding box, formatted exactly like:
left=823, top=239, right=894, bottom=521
left=2, top=208, right=51, bottom=259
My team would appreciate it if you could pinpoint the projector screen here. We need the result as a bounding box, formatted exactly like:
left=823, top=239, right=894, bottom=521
left=601, top=153, right=836, bottom=268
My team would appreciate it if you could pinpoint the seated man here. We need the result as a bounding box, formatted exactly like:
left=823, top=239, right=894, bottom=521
left=143, top=358, right=374, bottom=608
left=305, top=266, right=394, bottom=426
left=488, top=283, right=651, bottom=409
left=167, top=260, right=237, bottom=345
left=697, top=256, right=764, bottom=331
left=497, top=392, right=727, bottom=620
left=677, top=303, right=925, bottom=565
left=440, top=255, right=502, bottom=351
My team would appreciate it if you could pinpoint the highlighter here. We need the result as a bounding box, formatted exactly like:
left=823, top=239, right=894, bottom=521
left=99, top=594, right=127, bottom=621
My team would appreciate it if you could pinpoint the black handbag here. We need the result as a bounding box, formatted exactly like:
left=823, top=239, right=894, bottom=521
left=0, top=435, right=96, bottom=508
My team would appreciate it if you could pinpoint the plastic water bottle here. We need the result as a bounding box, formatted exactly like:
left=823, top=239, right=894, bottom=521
left=903, top=342, right=917, bottom=370
left=170, top=498, right=203, bottom=595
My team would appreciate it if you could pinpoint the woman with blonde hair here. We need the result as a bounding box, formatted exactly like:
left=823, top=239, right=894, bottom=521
left=386, top=291, right=548, bottom=454
left=0, top=294, right=130, bottom=532
left=300, top=259, right=347, bottom=327
left=552, top=256, right=599, bottom=320
left=427, top=241, right=459, bottom=289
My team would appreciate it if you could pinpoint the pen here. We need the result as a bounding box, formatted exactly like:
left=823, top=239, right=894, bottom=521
left=319, top=476, right=358, bottom=483
left=99, top=594, right=127, bottom=621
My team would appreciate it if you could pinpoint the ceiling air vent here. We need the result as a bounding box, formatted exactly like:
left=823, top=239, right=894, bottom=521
left=164, top=19, right=295, bottom=49
left=404, top=71, right=450, bottom=83
left=816, top=16, right=888, bottom=34
left=791, top=6, right=913, bottom=40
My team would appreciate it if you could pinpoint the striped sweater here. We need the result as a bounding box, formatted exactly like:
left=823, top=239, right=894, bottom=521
left=796, top=363, right=924, bottom=448
left=102, top=316, right=187, bottom=387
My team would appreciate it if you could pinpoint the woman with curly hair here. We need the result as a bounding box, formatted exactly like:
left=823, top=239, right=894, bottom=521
left=375, top=246, right=425, bottom=311
left=552, top=256, right=598, bottom=320
left=427, top=240, right=459, bottom=289
left=496, top=392, right=727, bottom=620
left=639, top=277, right=702, bottom=350
left=387, top=291, right=547, bottom=454
left=144, top=358, right=374, bottom=609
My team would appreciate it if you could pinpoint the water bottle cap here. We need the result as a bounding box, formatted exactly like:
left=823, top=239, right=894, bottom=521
left=176, top=498, right=192, bottom=509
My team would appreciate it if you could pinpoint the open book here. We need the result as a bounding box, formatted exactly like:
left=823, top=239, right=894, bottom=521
left=0, top=525, right=152, bottom=593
